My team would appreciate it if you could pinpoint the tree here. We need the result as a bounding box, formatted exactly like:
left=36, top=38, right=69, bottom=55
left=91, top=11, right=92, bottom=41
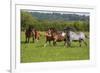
left=21, top=11, right=37, bottom=31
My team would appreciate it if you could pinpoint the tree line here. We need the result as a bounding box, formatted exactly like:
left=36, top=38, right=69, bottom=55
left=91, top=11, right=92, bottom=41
left=31, top=12, right=89, bottom=21
left=21, top=11, right=89, bottom=31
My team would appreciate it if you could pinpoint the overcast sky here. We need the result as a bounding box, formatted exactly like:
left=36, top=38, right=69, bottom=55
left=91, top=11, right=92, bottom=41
left=22, top=9, right=90, bottom=16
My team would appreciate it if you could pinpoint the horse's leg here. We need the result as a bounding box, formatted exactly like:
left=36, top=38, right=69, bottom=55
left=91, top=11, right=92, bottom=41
left=53, top=41, right=55, bottom=46
left=66, top=40, right=71, bottom=47
left=66, top=36, right=71, bottom=47
left=79, top=39, right=82, bottom=47
left=64, top=39, right=67, bottom=47
left=44, top=39, right=48, bottom=47
left=83, top=40, right=87, bottom=46
left=53, top=40, right=56, bottom=46
left=55, top=41, right=57, bottom=45
left=49, top=40, right=51, bottom=45
left=63, top=40, right=67, bottom=48
left=36, top=38, right=38, bottom=42
left=64, top=41, right=66, bottom=46
left=64, top=38, right=68, bottom=47
left=68, top=42, right=71, bottom=47
left=32, top=36, right=34, bottom=43
left=25, top=35, right=28, bottom=43
left=28, top=37, right=30, bottom=43
left=25, top=36, right=27, bottom=43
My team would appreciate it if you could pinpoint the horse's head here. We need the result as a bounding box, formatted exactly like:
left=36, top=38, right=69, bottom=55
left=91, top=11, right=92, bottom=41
left=64, top=27, right=76, bottom=32
left=46, top=28, right=57, bottom=38
left=28, top=25, right=34, bottom=31
left=50, top=28, right=57, bottom=33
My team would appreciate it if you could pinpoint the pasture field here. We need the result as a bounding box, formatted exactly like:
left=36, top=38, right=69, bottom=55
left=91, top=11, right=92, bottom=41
left=21, top=31, right=89, bottom=63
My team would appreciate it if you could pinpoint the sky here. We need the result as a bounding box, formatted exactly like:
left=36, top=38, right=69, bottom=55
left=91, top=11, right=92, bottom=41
left=22, top=9, right=90, bottom=16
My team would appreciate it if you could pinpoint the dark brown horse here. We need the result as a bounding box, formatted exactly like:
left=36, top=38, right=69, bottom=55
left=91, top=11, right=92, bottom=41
left=44, top=28, right=66, bottom=47
left=25, top=27, right=40, bottom=43
left=25, top=27, right=35, bottom=43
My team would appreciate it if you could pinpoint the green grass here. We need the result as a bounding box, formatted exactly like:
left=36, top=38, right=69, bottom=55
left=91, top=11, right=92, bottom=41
left=21, top=31, right=89, bottom=63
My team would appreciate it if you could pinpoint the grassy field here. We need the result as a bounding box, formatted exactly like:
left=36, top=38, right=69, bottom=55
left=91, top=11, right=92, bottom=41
left=21, top=31, right=89, bottom=63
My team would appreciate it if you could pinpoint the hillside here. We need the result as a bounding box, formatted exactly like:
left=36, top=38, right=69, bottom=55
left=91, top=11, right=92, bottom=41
left=30, top=12, right=89, bottom=21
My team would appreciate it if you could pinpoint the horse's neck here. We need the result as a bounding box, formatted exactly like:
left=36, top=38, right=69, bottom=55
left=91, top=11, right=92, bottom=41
left=69, top=31, right=78, bottom=38
left=70, top=31, right=83, bottom=36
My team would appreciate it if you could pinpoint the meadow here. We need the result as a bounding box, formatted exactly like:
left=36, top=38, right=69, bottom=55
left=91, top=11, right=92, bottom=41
left=21, top=31, right=89, bottom=63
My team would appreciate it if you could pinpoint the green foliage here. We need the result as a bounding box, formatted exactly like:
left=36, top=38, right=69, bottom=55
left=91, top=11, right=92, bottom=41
left=21, top=11, right=89, bottom=31
left=21, top=11, right=37, bottom=31
left=73, top=21, right=89, bottom=31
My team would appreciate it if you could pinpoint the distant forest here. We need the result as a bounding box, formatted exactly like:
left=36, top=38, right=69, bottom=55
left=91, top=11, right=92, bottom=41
left=30, top=12, right=89, bottom=21
left=21, top=11, right=89, bottom=31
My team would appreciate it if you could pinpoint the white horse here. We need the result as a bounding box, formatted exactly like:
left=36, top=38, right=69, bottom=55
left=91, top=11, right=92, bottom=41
left=67, top=31, right=87, bottom=47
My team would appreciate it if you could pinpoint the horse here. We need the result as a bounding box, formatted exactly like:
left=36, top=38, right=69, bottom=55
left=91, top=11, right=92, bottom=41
left=25, top=26, right=35, bottom=43
left=44, top=28, right=54, bottom=47
left=65, top=30, right=88, bottom=47
left=44, top=28, right=66, bottom=47
left=50, top=28, right=66, bottom=46
left=34, top=29, right=41, bottom=42
left=25, top=26, right=40, bottom=43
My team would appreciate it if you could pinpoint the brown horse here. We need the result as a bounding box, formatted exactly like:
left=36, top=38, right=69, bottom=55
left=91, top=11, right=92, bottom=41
left=50, top=28, right=66, bottom=46
left=34, top=29, right=41, bottom=42
left=25, top=27, right=40, bottom=43
left=44, top=28, right=53, bottom=47
left=44, top=28, right=66, bottom=47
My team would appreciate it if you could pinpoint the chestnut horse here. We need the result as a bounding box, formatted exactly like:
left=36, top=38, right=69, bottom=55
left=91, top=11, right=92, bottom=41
left=50, top=28, right=66, bottom=46
left=34, top=29, right=40, bottom=42
left=44, top=28, right=66, bottom=47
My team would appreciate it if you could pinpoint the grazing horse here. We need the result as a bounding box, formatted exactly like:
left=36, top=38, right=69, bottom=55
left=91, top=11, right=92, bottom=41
left=64, top=27, right=87, bottom=47
left=44, top=28, right=66, bottom=47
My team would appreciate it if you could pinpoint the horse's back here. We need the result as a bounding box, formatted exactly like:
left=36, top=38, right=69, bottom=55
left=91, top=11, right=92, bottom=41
left=69, top=31, right=85, bottom=40
left=79, top=32, right=85, bottom=39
